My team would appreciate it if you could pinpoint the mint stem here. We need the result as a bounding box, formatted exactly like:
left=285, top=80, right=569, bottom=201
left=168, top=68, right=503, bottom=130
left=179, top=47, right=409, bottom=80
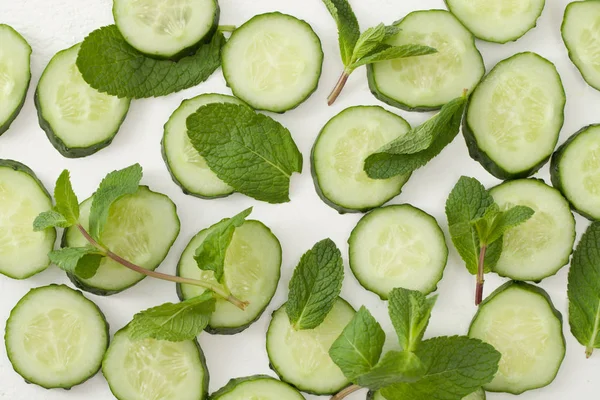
left=327, top=70, right=351, bottom=106
left=475, top=245, right=487, bottom=306
left=331, top=384, right=361, bottom=400
left=76, top=224, right=249, bottom=310
left=218, top=25, right=236, bottom=33
left=586, top=346, right=594, bottom=358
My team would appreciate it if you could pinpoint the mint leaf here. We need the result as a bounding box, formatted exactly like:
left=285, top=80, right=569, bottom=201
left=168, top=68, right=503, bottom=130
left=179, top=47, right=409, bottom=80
left=388, top=288, right=437, bottom=352
left=474, top=205, right=534, bottom=246
left=49, top=247, right=105, bottom=279
left=364, top=95, right=467, bottom=179
left=356, top=351, right=424, bottom=390
left=89, top=164, right=143, bottom=241
left=349, top=44, right=437, bottom=69
left=381, top=336, right=501, bottom=400
left=77, top=25, right=224, bottom=98
left=286, top=239, right=344, bottom=330
left=54, top=170, right=79, bottom=225
left=321, top=0, right=360, bottom=66
left=329, top=306, right=385, bottom=380
left=351, top=24, right=387, bottom=63
left=568, top=222, right=600, bottom=357
left=129, top=292, right=216, bottom=342
left=33, top=210, right=69, bottom=231
left=194, top=208, right=252, bottom=283
left=187, top=103, right=302, bottom=204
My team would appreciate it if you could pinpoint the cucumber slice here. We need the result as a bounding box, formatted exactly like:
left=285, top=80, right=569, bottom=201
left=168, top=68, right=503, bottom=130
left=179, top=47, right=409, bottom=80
left=0, top=25, right=31, bottom=135
left=562, top=1, right=600, bottom=92
left=35, top=44, right=130, bottom=158
left=64, top=186, right=180, bottom=295
left=0, top=160, right=56, bottom=279
left=4, top=284, right=109, bottom=389
left=311, top=106, right=411, bottom=213
left=162, top=93, right=246, bottom=199
left=222, top=12, right=323, bottom=113
left=489, top=179, right=575, bottom=281
left=368, top=388, right=485, bottom=400
left=468, top=281, right=565, bottom=394
left=367, top=10, right=484, bottom=112
left=211, top=375, right=305, bottom=400
left=113, top=0, right=219, bottom=59
left=349, top=205, right=448, bottom=299
left=177, top=220, right=281, bottom=334
left=464, top=52, right=565, bottom=180
left=266, top=298, right=355, bottom=395
left=551, top=124, right=600, bottom=220
left=445, top=0, right=545, bottom=43
left=103, top=325, right=208, bottom=400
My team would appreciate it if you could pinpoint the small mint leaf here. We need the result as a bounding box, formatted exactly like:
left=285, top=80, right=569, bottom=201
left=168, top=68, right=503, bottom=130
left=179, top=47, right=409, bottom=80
left=388, top=288, right=437, bottom=352
left=33, top=210, right=69, bottom=231
left=321, top=0, right=361, bottom=66
left=350, top=44, right=436, bottom=69
left=54, top=170, right=79, bottom=225
left=49, top=247, right=105, bottom=279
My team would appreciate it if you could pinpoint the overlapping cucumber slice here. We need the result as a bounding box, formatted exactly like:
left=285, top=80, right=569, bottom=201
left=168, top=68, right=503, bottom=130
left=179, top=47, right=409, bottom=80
left=211, top=375, right=305, bottom=400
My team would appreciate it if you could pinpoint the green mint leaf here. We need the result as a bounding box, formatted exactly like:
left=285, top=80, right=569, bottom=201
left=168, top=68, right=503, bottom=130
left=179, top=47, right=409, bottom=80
left=388, top=288, right=437, bottom=352
left=54, top=170, right=79, bottom=225
left=128, top=292, right=216, bottom=342
left=48, top=247, right=105, bottom=279
left=381, top=336, right=501, bottom=400
left=286, top=239, right=344, bottom=330
left=350, top=44, right=437, bottom=69
left=364, top=95, right=467, bottom=179
left=194, top=208, right=252, bottom=283
left=187, top=103, right=302, bottom=204
left=568, top=222, right=600, bottom=357
left=329, top=306, right=385, bottom=380
left=33, top=210, right=69, bottom=231
left=351, top=24, right=387, bottom=63
left=321, top=0, right=361, bottom=66
left=384, top=25, right=402, bottom=39
left=478, top=205, right=534, bottom=245
left=356, top=350, right=425, bottom=390
left=88, top=164, right=143, bottom=242
left=76, top=25, right=224, bottom=98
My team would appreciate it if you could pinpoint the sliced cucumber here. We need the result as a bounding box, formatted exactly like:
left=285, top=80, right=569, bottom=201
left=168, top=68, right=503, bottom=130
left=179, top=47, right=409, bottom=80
left=211, top=375, right=305, bottom=400
left=64, top=186, right=180, bottom=295
left=464, top=52, right=565, bottom=180
left=35, top=44, right=130, bottom=158
left=311, top=106, right=411, bottom=213
left=162, top=93, right=246, bottom=199
left=562, top=1, right=600, bottom=91
left=267, top=298, right=355, bottom=395
left=177, top=220, right=281, bottom=334
left=367, top=10, right=484, bottom=112
left=349, top=205, right=448, bottom=299
left=103, top=325, right=208, bottom=400
left=0, top=25, right=31, bottom=135
left=368, top=388, right=485, bottom=400
left=113, top=0, right=219, bottom=59
left=551, top=124, right=600, bottom=220
left=4, top=284, right=109, bottom=389
left=489, top=179, right=575, bottom=281
left=0, top=160, right=56, bottom=279
left=222, top=12, right=323, bottom=113
left=445, top=0, right=545, bottom=43
left=469, top=281, right=565, bottom=394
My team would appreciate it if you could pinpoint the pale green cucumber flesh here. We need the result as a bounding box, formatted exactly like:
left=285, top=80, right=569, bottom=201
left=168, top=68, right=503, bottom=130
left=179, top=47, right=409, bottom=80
left=211, top=375, right=305, bottom=400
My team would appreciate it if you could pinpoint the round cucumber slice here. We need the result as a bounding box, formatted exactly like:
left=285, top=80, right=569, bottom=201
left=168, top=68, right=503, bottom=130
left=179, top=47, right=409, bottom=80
left=211, top=375, right=305, bottom=400
left=489, top=179, right=575, bottom=281
left=4, top=284, right=109, bottom=389
left=368, top=388, right=485, bottom=400
left=64, top=186, right=180, bottom=295
left=349, top=205, right=448, bottom=299
left=35, top=44, right=131, bottom=158
left=162, top=93, right=246, bottom=199
left=469, top=281, right=565, bottom=394
left=311, top=106, right=411, bottom=213
left=551, top=124, right=600, bottom=220
left=0, top=160, right=56, bottom=279
left=367, top=10, right=484, bottom=112
left=222, top=12, right=323, bottom=113
left=445, top=0, right=545, bottom=43
left=0, top=24, right=31, bottom=135
left=464, top=52, right=565, bottom=179
left=177, top=220, right=281, bottom=334
left=113, top=0, right=219, bottom=59
left=103, top=325, right=208, bottom=400
left=267, top=298, right=355, bottom=395
left=562, top=1, right=600, bottom=92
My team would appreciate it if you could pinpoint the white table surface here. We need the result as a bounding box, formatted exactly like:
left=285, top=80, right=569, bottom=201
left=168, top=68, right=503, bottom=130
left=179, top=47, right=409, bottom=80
left=1, top=0, right=599, bottom=399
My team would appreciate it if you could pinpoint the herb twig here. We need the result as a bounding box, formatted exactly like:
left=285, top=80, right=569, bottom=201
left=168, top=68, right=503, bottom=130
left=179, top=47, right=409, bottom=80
left=475, top=245, right=487, bottom=306
left=327, top=70, right=351, bottom=106
left=330, top=384, right=361, bottom=400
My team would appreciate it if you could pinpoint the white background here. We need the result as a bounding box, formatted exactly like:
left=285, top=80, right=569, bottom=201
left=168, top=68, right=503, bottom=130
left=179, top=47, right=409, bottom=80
left=1, top=0, right=600, bottom=399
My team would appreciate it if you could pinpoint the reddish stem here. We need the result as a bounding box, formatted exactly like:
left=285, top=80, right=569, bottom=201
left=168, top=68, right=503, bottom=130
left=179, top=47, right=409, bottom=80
left=475, top=245, right=487, bottom=306
left=331, top=385, right=361, bottom=400
left=327, top=70, right=350, bottom=106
